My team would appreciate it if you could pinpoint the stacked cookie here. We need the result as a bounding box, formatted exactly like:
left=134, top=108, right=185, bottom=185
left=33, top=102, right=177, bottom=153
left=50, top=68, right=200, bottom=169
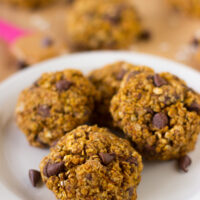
left=15, top=62, right=200, bottom=200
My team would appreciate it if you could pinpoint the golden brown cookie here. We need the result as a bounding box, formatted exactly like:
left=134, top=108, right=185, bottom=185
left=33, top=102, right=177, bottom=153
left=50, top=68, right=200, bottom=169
left=0, top=0, right=55, bottom=8
left=88, top=61, right=154, bottom=127
left=110, top=71, right=200, bottom=160
left=15, top=69, right=97, bottom=148
left=66, top=0, right=143, bottom=50
left=40, top=125, right=143, bottom=200
left=11, top=33, right=66, bottom=67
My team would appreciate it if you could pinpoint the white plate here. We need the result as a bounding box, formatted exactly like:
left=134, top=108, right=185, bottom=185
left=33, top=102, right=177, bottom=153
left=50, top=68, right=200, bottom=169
left=0, top=51, right=200, bottom=200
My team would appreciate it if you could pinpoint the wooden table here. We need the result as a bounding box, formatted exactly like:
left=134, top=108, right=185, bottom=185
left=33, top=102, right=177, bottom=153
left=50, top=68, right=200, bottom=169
left=0, top=0, right=200, bottom=82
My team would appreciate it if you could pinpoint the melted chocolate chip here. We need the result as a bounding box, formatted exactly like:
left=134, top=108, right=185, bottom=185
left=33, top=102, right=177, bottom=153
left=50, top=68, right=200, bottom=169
left=138, top=30, right=151, bottom=40
left=99, top=152, right=115, bottom=165
left=56, top=80, right=73, bottom=92
left=153, top=112, right=168, bottom=129
left=153, top=74, right=167, bottom=87
left=17, top=60, right=28, bottom=69
left=37, top=105, right=50, bottom=118
left=178, top=155, right=192, bottom=173
left=43, top=161, right=65, bottom=177
left=29, top=169, right=41, bottom=187
left=41, top=37, right=54, bottom=47
left=191, top=38, right=199, bottom=47
left=187, top=101, right=200, bottom=114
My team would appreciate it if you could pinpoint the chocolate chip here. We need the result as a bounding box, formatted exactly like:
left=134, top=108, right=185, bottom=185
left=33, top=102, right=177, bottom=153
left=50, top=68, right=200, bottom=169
left=187, top=101, right=200, bottom=114
left=41, top=37, right=54, bottom=47
left=116, top=69, right=127, bottom=80
left=29, top=169, right=41, bottom=187
left=191, top=38, right=199, bottom=47
left=153, top=112, right=168, bottom=129
left=138, top=30, right=151, bottom=40
left=56, top=80, right=73, bottom=92
left=99, top=152, right=115, bottom=165
left=178, top=155, right=192, bottom=172
left=17, top=60, right=28, bottom=69
left=43, top=161, right=65, bottom=177
left=126, top=156, right=138, bottom=166
left=153, top=74, right=167, bottom=87
left=37, top=105, right=50, bottom=118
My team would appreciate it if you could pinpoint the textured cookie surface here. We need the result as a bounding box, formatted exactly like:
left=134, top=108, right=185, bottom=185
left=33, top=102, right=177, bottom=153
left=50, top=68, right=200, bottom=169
left=15, top=69, right=97, bottom=148
left=40, top=125, right=143, bottom=200
left=66, top=0, right=142, bottom=50
left=88, top=61, right=153, bottom=126
left=168, top=0, right=200, bottom=17
left=0, top=0, right=55, bottom=8
left=110, top=71, right=200, bottom=160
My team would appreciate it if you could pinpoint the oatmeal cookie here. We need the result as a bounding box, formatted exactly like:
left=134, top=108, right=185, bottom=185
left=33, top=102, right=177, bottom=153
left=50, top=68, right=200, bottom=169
left=110, top=71, right=200, bottom=160
left=66, top=0, right=143, bottom=50
left=15, top=69, right=97, bottom=148
left=40, top=125, right=143, bottom=200
left=88, top=61, right=153, bottom=126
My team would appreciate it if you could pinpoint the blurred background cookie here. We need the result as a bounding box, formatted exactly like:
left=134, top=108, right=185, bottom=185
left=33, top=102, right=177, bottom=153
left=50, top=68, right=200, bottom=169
left=0, top=0, right=55, bottom=8
left=66, top=0, right=144, bottom=50
left=167, top=0, right=200, bottom=17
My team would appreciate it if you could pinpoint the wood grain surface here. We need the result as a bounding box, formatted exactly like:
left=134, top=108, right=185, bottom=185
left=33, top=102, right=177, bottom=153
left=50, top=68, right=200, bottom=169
left=0, top=0, right=200, bottom=82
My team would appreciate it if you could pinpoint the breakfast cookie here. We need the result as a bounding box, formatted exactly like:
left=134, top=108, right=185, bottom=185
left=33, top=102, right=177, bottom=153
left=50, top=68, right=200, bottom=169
left=110, top=71, right=200, bottom=160
left=15, top=69, right=97, bottom=148
left=40, top=125, right=143, bottom=200
left=88, top=61, right=154, bottom=126
left=0, top=0, right=55, bottom=8
left=11, top=33, right=66, bottom=67
left=168, top=0, right=200, bottom=17
left=66, top=0, right=143, bottom=50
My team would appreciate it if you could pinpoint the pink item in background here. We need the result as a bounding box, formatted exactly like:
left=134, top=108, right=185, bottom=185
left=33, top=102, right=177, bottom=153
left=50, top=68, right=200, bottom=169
left=0, top=19, right=29, bottom=44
